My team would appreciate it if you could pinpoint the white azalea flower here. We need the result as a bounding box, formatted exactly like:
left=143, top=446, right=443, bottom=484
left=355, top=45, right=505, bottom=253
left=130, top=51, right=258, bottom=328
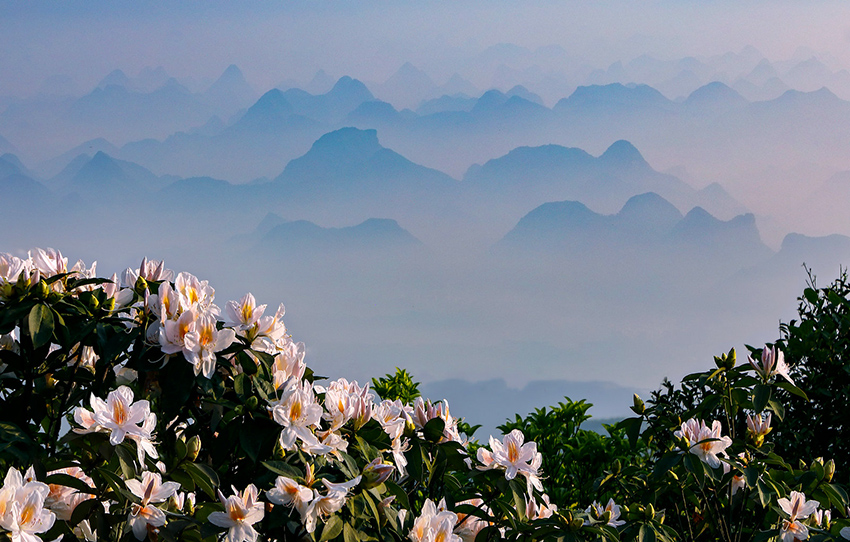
left=44, top=466, right=93, bottom=521
left=454, top=498, right=491, bottom=542
left=209, top=485, right=264, bottom=542
left=174, top=272, right=218, bottom=316
left=585, top=498, right=625, bottom=527
left=121, top=257, right=174, bottom=287
left=480, top=430, right=543, bottom=493
left=778, top=491, right=819, bottom=542
left=271, top=341, right=306, bottom=390
left=128, top=502, right=166, bottom=540
left=409, top=499, right=461, bottom=542
left=125, top=471, right=179, bottom=507
left=266, top=476, right=312, bottom=514
left=749, top=345, right=794, bottom=385
left=183, top=313, right=236, bottom=378
left=0, top=253, right=29, bottom=284
left=674, top=418, right=732, bottom=469
left=0, top=467, right=56, bottom=542
left=225, top=293, right=267, bottom=331
left=30, top=247, right=67, bottom=277
left=271, top=380, right=329, bottom=454
left=73, top=386, right=155, bottom=448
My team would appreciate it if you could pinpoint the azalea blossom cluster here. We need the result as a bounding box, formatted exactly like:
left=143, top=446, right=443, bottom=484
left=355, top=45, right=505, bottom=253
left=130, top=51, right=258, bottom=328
left=673, top=418, right=733, bottom=469
left=12, top=247, right=844, bottom=542
left=0, top=467, right=56, bottom=542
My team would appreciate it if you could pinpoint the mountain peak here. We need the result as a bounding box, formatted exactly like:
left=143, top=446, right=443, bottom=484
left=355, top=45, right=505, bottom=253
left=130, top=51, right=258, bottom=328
left=97, top=69, right=130, bottom=89
left=617, top=192, right=682, bottom=225
left=330, top=76, right=373, bottom=97
left=310, top=127, right=382, bottom=157
left=221, top=64, right=244, bottom=79
left=599, top=140, right=648, bottom=169
left=685, top=82, right=747, bottom=106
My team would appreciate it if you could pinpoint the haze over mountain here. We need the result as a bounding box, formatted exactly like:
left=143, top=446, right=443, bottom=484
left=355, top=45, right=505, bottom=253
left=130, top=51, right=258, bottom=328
left=4, top=1, right=850, bottom=429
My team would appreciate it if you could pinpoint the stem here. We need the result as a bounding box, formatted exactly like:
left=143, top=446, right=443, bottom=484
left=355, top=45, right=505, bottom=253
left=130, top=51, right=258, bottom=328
left=678, top=487, right=696, bottom=541
left=47, top=344, right=85, bottom=455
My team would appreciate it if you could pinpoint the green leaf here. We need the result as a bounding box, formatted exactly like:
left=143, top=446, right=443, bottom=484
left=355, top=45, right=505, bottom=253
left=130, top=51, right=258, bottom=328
left=114, top=443, right=138, bottom=479
left=69, top=497, right=101, bottom=525
left=753, top=384, right=771, bottom=413
left=821, top=483, right=848, bottom=509
left=28, top=304, right=54, bottom=349
left=767, top=398, right=785, bottom=422
left=744, top=465, right=760, bottom=488
left=261, top=461, right=302, bottom=479
left=775, top=381, right=809, bottom=401
left=756, top=478, right=772, bottom=507
left=320, top=515, right=343, bottom=542
left=383, top=480, right=410, bottom=512
left=422, top=417, right=445, bottom=442
left=44, top=472, right=95, bottom=494
left=182, top=462, right=220, bottom=499
left=343, top=522, right=359, bottom=542
left=652, top=452, right=681, bottom=479
left=236, top=351, right=258, bottom=376
left=683, top=453, right=705, bottom=486
left=638, top=524, right=656, bottom=542
left=234, top=373, right=251, bottom=399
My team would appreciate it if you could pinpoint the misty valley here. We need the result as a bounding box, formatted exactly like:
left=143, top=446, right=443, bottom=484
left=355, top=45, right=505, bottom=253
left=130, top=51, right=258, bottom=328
left=3, top=50, right=850, bottom=435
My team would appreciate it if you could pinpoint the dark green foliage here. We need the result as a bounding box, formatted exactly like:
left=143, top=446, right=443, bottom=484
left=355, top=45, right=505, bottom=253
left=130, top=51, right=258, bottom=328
left=498, top=398, right=646, bottom=508
left=775, top=268, right=850, bottom=483
left=371, top=367, right=421, bottom=404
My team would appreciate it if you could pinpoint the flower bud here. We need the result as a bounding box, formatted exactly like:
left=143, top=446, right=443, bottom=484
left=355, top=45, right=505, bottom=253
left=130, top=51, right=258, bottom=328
left=187, top=435, right=201, bottom=461
left=35, top=279, right=49, bottom=299
left=246, top=396, right=259, bottom=411
left=825, top=459, right=836, bottom=482
left=631, top=394, right=645, bottom=415
left=362, top=458, right=394, bottom=488
left=135, top=276, right=148, bottom=295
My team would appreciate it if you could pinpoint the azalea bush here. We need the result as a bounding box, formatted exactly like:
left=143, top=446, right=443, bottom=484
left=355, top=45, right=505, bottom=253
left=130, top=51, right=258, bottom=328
left=0, top=249, right=608, bottom=542
left=774, top=269, right=850, bottom=483
left=2, top=248, right=850, bottom=542
left=607, top=347, right=850, bottom=541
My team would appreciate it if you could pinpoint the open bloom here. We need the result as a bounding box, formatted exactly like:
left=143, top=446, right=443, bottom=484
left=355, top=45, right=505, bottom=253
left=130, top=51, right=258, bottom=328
left=674, top=418, right=732, bottom=469
left=183, top=313, right=236, bottom=378
left=272, top=380, right=329, bottom=454
left=478, top=430, right=543, bottom=493
left=778, top=491, right=819, bottom=542
left=749, top=345, right=794, bottom=385
left=74, top=385, right=155, bottom=447
left=209, top=485, right=264, bottom=542
left=0, top=467, right=56, bottom=542
left=126, top=471, right=180, bottom=507
left=44, top=467, right=93, bottom=521
left=266, top=476, right=312, bottom=515
left=409, top=499, right=461, bottom=542
left=454, top=498, right=491, bottom=542
left=585, top=499, right=625, bottom=527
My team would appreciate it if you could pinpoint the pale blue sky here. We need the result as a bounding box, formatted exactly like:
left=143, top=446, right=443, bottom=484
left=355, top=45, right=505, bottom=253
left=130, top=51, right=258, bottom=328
left=2, top=0, right=849, bottom=96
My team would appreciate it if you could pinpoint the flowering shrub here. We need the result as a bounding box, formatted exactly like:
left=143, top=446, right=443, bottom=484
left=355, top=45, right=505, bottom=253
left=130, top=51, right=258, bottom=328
left=1, top=248, right=850, bottom=542
left=607, top=347, right=850, bottom=541
left=0, top=249, right=596, bottom=542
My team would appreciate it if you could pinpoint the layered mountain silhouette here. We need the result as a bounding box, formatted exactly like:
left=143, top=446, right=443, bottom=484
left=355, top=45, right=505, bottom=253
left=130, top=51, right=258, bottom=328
left=53, top=151, right=175, bottom=197
left=461, top=139, right=740, bottom=222
left=259, top=217, right=423, bottom=254
left=496, top=192, right=772, bottom=282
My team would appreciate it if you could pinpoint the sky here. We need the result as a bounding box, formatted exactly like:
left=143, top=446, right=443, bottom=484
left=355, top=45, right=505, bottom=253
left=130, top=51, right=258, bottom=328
left=3, top=1, right=850, bottom=97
